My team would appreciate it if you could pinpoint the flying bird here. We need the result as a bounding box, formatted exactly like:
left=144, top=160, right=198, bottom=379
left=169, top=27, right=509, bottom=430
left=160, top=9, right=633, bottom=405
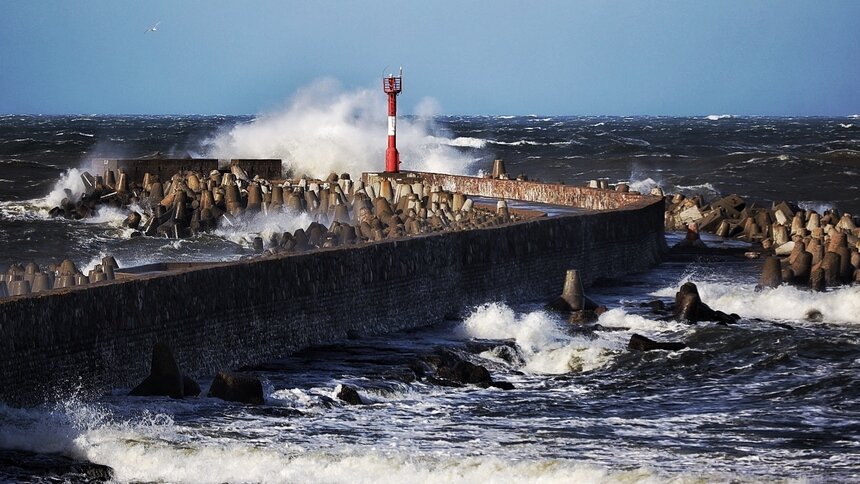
left=145, top=21, right=160, bottom=34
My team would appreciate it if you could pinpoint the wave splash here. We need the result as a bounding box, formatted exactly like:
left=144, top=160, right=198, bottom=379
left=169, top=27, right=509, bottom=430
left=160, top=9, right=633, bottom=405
left=204, top=78, right=479, bottom=178
left=653, top=280, right=860, bottom=325
left=460, top=303, right=624, bottom=374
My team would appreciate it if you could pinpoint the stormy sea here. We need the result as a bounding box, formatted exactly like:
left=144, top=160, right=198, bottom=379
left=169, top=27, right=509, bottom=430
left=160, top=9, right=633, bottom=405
left=1, top=107, right=859, bottom=482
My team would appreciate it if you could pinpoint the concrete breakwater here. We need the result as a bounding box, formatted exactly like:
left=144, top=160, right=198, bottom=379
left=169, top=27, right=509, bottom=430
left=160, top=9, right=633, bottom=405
left=0, top=172, right=664, bottom=405
left=661, top=190, right=860, bottom=291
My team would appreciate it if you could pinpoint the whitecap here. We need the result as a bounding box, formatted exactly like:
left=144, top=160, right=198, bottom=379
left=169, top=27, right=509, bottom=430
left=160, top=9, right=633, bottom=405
left=459, top=303, right=624, bottom=374
left=652, top=281, right=860, bottom=325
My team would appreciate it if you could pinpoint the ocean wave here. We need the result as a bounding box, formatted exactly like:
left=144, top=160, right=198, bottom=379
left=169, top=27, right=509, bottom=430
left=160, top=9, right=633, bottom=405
left=674, top=182, right=720, bottom=195
left=204, top=78, right=474, bottom=179
left=797, top=200, right=835, bottom=214
left=614, top=136, right=651, bottom=147
left=84, top=441, right=707, bottom=484
left=0, top=399, right=752, bottom=484
left=460, top=303, right=626, bottom=374
left=627, top=177, right=660, bottom=195
left=706, top=115, right=734, bottom=121
left=652, top=281, right=860, bottom=325
left=212, top=210, right=314, bottom=248
left=426, top=136, right=487, bottom=149
left=488, top=139, right=541, bottom=146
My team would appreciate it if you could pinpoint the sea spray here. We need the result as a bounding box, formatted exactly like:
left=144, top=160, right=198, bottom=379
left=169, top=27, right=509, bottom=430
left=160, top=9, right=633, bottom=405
left=204, top=79, right=479, bottom=178
left=212, top=210, right=315, bottom=248
left=460, top=303, right=623, bottom=374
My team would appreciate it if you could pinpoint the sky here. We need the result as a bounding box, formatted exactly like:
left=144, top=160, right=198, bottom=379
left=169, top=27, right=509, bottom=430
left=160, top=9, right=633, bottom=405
left=1, top=0, right=858, bottom=116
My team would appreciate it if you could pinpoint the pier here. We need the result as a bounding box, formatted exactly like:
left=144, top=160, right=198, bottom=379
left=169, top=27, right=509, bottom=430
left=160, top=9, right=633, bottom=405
left=0, top=164, right=664, bottom=405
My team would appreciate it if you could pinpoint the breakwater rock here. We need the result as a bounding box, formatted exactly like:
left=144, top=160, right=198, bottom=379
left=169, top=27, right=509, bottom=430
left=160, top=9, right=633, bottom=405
left=659, top=190, right=859, bottom=290
left=48, top=167, right=525, bottom=248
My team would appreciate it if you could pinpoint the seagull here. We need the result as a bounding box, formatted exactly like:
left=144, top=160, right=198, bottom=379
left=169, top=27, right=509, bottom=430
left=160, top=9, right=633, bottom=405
left=145, top=21, right=160, bottom=34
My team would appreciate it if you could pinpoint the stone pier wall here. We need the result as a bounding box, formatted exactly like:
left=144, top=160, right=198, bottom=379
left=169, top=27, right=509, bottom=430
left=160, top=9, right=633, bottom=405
left=0, top=174, right=664, bottom=405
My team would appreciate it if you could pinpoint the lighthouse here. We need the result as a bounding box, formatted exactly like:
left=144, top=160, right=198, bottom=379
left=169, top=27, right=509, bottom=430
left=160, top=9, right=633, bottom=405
left=383, top=68, right=403, bottom=173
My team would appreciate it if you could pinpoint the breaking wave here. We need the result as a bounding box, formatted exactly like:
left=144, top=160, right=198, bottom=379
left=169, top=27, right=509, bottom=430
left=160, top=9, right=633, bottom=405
left=204, top=79, right=478, bottom=178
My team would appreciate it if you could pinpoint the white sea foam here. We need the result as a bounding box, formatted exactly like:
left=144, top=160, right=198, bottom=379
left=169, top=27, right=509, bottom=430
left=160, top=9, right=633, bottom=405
left=797, top=201, right=835, bottom=214
left=487, top=139, right=541, bottom=146
left=212, top=210, right=314, bottom=248
left=652, top=281, right=860, bottom=325
left=706, top=114, right=733, bottom=121
left=426, top=136, right=488, bottom=149
left=674, top=182, right=720, bottom=196
left=44, top=168, right=87, bottom=208
left=460, top=303, right=624, bottom=374
left=204, top=78, right=478, bottom=179
left=80, top=436, right=693, bottom=484
left=627, top=177, right=660, bottom=195
left=0, top=400, right=742, bottom=484
left=597, top=308, right=687, bottom=334
left=0, top=168, right=90, bottom=220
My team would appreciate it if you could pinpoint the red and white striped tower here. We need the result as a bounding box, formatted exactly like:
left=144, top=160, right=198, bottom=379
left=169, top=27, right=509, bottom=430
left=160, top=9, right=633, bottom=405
left=383, top=69, right=403, bottom=173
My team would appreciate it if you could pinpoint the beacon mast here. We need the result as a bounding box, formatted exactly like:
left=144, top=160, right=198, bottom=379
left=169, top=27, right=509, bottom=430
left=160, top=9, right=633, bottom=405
left=383, top=68, right=403, bottom=173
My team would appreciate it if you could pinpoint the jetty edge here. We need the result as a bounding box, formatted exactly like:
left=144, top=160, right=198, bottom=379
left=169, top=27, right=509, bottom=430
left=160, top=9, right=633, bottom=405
left=0, top=170, right=665, bottom=406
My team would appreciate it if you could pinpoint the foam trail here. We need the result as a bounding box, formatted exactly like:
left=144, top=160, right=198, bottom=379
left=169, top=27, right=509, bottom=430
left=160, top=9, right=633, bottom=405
left=204, top=79, right=479, bottom=178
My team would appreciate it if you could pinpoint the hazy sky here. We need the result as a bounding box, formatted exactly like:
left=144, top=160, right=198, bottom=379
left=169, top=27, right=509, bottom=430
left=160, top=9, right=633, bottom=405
left=1, top=0, right=858, bottom=116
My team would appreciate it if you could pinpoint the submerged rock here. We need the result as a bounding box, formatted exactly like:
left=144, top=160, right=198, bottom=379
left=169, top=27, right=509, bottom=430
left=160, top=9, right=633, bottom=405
left=628, top=334, right=686, bottom=352
left=336, top=384, right=363, bottom=405
left=208, top=371, right=264, bottom=404
left=419, top=349, right=514, bottom=390
left=672, top=282, right=737, bottom=325
left=0, top=449, right=113, bottom=482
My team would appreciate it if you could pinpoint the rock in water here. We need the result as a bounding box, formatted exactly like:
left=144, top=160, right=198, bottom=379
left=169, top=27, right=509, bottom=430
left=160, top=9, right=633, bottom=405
left=183, top=375, right=201, bottom=397
left=208, top=371, right=264, bottom=404
left=421, top=349, right=512, bottom=389
left=437, top=359, right=493, bottom=386
left=0, top=449, right=113, bottom=482
left=628, top=334, right=686, bottom=352
left=757, top=257, right=783, bottom=289
left=129, top=342, right=184, bottom=398
left=336, top=384, right=363, bottom=405
left=673, top=283, right=701, bottom=322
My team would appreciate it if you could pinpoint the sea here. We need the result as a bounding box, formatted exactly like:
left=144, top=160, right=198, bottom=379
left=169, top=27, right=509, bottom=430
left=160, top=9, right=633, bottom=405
left=0, top=112, right=859, bottom=483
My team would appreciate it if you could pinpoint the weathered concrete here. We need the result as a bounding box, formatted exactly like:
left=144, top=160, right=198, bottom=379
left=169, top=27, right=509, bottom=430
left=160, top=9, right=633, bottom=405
left=376, top=172, right=649, bottom=211
left=93, top=159, right=219, bottom=184
left=0, top=173, right=664, bottom=405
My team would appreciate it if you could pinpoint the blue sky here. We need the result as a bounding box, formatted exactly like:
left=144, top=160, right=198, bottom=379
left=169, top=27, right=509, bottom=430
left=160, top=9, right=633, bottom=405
left=1, top=0, right=858, bottom=115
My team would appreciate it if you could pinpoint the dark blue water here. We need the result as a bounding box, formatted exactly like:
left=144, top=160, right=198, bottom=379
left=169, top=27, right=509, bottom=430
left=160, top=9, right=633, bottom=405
left=0, top=114, right=858, bottom=483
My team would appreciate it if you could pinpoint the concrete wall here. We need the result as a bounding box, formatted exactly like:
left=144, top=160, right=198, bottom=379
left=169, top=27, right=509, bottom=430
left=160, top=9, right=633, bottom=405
left=93, top=159, right=220, bottom=183
left=0, top=176, right=664, bottom=405
left=367, top=172, right=647, bottom=211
